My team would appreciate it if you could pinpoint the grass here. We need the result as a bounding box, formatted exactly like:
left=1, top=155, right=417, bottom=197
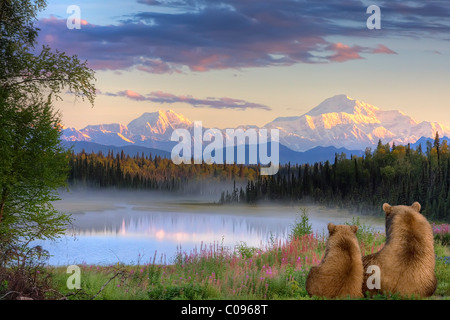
left=50, top=235, right=322, bottom=300
left=46, top=219, right=450, bottom=300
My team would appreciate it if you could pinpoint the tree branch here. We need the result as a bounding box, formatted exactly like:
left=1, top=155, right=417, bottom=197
left=7, top=77, right=70, bottom=87
left=91, top=270, right=125, bottom=300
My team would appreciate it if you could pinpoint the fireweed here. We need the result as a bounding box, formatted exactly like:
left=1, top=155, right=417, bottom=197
left=55, top=232, right=384, bottom=300
left=432, top=223, right=450, bottom=246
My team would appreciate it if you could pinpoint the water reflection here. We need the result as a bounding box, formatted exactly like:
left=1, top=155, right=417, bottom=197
left=75, top=204, right=291, bottom=244
left=34, top=201, right=384, bottom=266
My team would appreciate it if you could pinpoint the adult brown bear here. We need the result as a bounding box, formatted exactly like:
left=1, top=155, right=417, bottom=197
left=306, top=223, right=364, bottom=299
left=362, top=202, right=437, bottom=297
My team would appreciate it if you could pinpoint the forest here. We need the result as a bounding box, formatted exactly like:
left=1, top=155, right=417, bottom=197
left=68, top=134, right=450, bottom=221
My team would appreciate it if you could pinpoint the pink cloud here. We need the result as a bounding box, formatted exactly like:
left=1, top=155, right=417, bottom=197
left=326, top=43, right=364, bottom=62
left=372, top=44, right=397, bottom=54
left=324, top=43, right=398, bottom=63
left=149, top=91, right=177, bottom=99
left=116, top=90, right=146, bottom=101
left=125, top=90, right=143, bottom=98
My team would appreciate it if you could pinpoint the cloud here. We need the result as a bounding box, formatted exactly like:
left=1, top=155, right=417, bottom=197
left=326, top=43, right=364, bottom=62
left=371, top=44, right=398, bottom=55
left=36, top=0, right=448, bottom=74
left=103, top=89, right=272, bottom=111
left=137, top=0, right=162, bottom=4
left=324, top=42, right=398, bottom=62
left=121, top=90, right=147, bottom=101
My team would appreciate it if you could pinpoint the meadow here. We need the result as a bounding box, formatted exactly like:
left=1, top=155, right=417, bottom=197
left=45, top=216, right=450, bottom=301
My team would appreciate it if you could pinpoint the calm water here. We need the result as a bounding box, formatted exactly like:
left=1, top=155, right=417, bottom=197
left=33, top=190, right=385, bottom=266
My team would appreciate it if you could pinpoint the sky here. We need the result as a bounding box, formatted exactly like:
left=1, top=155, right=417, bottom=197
left=36, top=0, right=450, bottom=129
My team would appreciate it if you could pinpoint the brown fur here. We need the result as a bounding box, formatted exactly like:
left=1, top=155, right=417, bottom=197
left=362, top=202, right=437, bottom=297
left=306, top=224, right=364, bottom=299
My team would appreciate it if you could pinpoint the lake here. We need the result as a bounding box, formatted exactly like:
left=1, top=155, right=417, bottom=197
left=34, top=189, right=385, bottom=266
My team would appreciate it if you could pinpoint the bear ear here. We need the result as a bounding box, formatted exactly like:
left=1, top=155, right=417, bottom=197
left=327, top=223, right=336, bottom=234
left=350, top=225, right=358, bottom=234
left=411, top=202, right=421, bottom=212
left=382, top=203, right=392, bottom=216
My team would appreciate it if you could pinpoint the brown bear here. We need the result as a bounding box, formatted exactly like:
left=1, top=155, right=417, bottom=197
left=362, top=202, right=437, bottom=297
left=306, top=223, right=364, bottom=299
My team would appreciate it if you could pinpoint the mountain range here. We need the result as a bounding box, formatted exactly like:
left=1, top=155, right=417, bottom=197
left=62, top=94, right=450, bottom=163
left=264, top=95, right=450, bottom=151
left=64, top=140, right=364, bottom=165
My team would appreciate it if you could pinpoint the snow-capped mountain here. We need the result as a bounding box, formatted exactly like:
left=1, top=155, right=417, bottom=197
left=127, top=110, right=192, bottom=139
left=62, top=109, right=193, bottom=151
left=264, top=94, right=450, bottom=151
left=62, top=95, right=450, bottom=153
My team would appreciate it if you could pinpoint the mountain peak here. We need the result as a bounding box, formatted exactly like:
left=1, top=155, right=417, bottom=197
left=263, top=94, right=446, bottom=152
left=157, top=109, right=175, bottom=117
left=161, top=109, right=193, bottom=126
left=127, top=109, right=192, bottom=137
left=130, top=109, right=190, bottom=123
left=305, top=94, right=357, bottom=116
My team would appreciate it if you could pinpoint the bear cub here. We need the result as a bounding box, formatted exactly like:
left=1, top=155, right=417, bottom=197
left=306, top=223, right=363, bottom=298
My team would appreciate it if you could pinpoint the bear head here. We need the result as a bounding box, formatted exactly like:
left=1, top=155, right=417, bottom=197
left=382, top=202, right=425, bottom=242
left=328, top=223, right=358, bottom=236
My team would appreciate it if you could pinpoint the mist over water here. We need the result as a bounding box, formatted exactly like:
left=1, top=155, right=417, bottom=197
left=34, top=189, right=385, bottom=266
